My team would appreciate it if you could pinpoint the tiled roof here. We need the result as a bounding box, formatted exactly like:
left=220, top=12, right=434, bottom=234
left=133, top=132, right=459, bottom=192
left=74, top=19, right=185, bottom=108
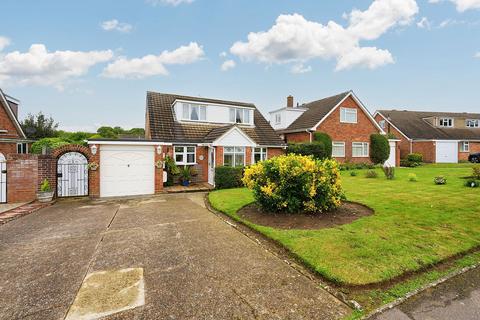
left=377, top=110, right=480, bottom=140
left=146, top=92, right=285, bottom=146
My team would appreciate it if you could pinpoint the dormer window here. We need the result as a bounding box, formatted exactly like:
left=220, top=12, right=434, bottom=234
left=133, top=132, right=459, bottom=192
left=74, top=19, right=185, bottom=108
left=379, top=120, right=386, bottom=129
left=466, top=119, right=479, bottom=128
left=439, top=118, right=453, bottom=127
left=182, top=103, right=206, bottom=121
left=275, top=113, right=281, bottom=125
left=340, top=108, right=357, bottom=124
left=229, top=107, right=252, bottom=125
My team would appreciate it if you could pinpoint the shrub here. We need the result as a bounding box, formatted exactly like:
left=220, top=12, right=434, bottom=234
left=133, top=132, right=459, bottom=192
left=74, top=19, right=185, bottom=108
left=40, top=179, right=52, bottom=192
left=473, top=166, right=480, bottom=180
left=31, top=138, right=70, bottom=154
left=400, top=159, right=421, bottom=168
left=365, top=170, right=378, bottom=179
left=382, top=166, right=395, bottom=180
left=434, top=176, right=447, bottom=185
left=370, top=134, right=390, bottom=164
left=242, top=154, right=342, bottom=213
left=313, top=132, right=332, bottom=158
left=407, top=153, right=423, bottom=163
left=287, top=142, right=327, bottom=160
left=465, top=179, right=479, bottom=188
left=408, top=173, right=418, bottom=182
left=215, top=166, right=244, bottom=189
left=339, top=162, right=376, bottom=171
left=350, top=171, right=358, bottom=177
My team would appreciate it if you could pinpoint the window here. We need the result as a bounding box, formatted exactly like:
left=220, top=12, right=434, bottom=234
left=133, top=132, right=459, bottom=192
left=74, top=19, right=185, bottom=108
left=379, top=120, right=386, bottom=129
left=182, top=103, right=206, bottom=121
left=439, top=118, right=453, bottom=127
left=17, top=143, right=28, bottom=154
left=340, top=108, right=357, bottom=123
left=332, top=142, right=345, bottom=157
left=460, top=141, right=470, bottom=153
left=174, top=146, right=196, bottom=165
left=229, top=108, right=252, bottom=124
left=253, top=147, right=267, bottom=163
left=352, top=142, right=369, bottom=157
left=275, top=113, right=281, bottom=125
left=466, top=119, right=479, bottom=128
left=223, top=147, right=245, bottom=167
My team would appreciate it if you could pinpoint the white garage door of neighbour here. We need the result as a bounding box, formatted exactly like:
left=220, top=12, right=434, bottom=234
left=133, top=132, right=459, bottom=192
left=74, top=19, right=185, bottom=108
left=435, top=141, right=458, bottom=163
left=100, top=145, right=155, bottom=197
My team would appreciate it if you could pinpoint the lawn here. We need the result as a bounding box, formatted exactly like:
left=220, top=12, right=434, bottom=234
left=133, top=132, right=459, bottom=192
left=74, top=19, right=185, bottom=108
left=208, top=163, right=480, bottom=286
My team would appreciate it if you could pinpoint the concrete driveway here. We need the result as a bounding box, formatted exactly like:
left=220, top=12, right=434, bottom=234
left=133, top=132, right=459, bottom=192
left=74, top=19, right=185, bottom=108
left=0, top=193, right=350, bottom=320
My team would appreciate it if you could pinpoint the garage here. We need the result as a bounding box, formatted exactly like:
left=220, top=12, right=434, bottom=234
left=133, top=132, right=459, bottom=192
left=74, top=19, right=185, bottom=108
left=100, top=145, right=155, bottom=197
left=435, top=141, right=458, bottom=163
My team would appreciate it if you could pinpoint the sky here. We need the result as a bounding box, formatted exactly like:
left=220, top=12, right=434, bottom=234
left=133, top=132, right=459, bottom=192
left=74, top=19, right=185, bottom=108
left=0, top=0, right=479, bottom=132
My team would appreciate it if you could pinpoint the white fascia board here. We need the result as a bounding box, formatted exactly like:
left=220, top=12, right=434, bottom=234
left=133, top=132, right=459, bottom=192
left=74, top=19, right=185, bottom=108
left=173, top=98, right=255, bottom=110
left=87, top=140, right=172, bottom=146
left=0, top=89, right=27, bottom=139
left=212, top=126, right=257, bottom=147
left=374, top=111, right=412, bottom=141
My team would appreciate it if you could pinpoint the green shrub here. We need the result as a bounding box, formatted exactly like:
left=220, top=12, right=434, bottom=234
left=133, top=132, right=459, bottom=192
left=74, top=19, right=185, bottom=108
left=370, top=134, right=390, bottom=164
left=365, top=170, right=378, bottom=179
left=215, top=166, right=244, bottom=189
left=350, top=171, right=358, bottom=177
left=382, top=166, right=395, bottom=180
left=401, top=158, right=421, bottom=168
left=408, top=173, right=418, bottom=182
left=243, top=154, right=342, bottom=213
left=313, top=132, right=332, bottom=158
left=40, top=179, right=52, bottom=192
left=386, top=132, right=397, bottom=139
left=286, top=142, right=327, bottom=159
left=31, top=138, right=70, bottom=154
left=434, top=176, right=447, bottom=185
left=339, top=162, right=376, bottom=171
left=407, top=153, right=423, bottom=163
left=473, top=166, right=480, bottom=180
left=465, top=179, right=479, bottom=188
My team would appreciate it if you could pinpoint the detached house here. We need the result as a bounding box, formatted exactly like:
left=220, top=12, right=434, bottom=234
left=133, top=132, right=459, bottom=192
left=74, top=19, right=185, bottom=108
left=374, top=110, right=480, bottom=163
left=270, top=91, right=397, bottom=166
left=0, top=89, right=29, bottom=156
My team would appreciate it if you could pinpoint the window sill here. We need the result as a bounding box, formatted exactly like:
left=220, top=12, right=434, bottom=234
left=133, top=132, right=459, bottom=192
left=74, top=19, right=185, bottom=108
left=352, top=156, right=369, bottom=158
left=340, top=121, right=358, bottom=124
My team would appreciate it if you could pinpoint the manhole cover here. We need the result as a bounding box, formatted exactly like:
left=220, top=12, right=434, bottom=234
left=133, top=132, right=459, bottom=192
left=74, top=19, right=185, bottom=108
left=66, top=268, right=145, bottom=320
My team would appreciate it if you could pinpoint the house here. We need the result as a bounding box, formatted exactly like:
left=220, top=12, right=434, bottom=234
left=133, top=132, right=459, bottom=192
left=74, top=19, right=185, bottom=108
left=374, top=110, right=480, bottom=163
left=85, top=92, right=285, bottom=198
left=270, top=91, right=397, bottom=165
left=0, top=89, right=29, bottom=156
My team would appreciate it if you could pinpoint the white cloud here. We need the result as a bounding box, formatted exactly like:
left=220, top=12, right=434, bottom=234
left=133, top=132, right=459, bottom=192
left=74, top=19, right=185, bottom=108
left=102, top=42, right=204, bottom=79
left=219, top=51, right=227, bottom=58
left=475, top=52, right=480, bottom=58
left=101, top=19, right=133, bottom=33
left=0, top=44, right=113, bottom=89
left=230, top=0, right=418, bottom=71
left=429, top=0, right=480, bottom=12
left=146, top=0, right=194, bottom=6
left=290, top=63, right=312, bottom=74
left=221, top=59, right=236, bottom=71
left=417, top=17, right=432, bottom=29
left=0, top=36, right=10, bottom=51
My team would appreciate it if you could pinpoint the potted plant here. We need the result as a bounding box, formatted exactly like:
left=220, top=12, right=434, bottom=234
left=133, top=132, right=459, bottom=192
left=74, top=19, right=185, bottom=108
left=164, top=155, right=180, bottom=186
left=179, top=166, right=192, bottom=186
left=37, top=179, right=54, bottom=203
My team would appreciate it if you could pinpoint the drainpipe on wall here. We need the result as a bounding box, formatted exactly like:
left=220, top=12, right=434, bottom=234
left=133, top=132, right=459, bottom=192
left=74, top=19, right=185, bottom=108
left=307, top=130, right=312, bottom=143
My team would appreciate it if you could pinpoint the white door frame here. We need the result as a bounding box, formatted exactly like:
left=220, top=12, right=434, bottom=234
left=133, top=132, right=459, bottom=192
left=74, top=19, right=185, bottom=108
left=208, top=146, right=215, bottom=186
left=0, top=153, right=6, bottom=203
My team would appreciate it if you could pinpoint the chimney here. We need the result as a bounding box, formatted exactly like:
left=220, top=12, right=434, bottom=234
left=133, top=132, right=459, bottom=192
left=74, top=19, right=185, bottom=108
left=287, top=95, right=294, bottom=108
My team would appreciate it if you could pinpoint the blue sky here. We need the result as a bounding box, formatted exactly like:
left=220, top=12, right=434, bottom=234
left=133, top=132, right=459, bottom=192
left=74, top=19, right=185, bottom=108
left=0, top=0, right=479, bottom=131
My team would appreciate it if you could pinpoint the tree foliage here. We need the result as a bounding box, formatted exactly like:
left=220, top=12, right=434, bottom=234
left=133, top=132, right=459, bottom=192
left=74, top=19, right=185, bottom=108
left=21, top=112, right=59, bottom=140
left=370, top=134, right=390, bottom=164
left=313, top=132, right=333, bottom=158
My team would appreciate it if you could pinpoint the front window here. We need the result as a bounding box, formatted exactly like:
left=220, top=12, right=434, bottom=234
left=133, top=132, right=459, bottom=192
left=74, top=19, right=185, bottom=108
left=460, top=141, right=470, bottom=153
left=352, top=142, right=369, bottom=157
left=439, top=118, right=453, bottom=127
left=223, top=147, right=245, bottom=167
left=332, top=142, right=345, bottom=157
left=253, top=147, right=267, bottom=163
left=17, top=143, right=28, bottom=154
left=182, top=103, right=206, bottom=121
left=379, top=120, right=386, bottom=129
left=466, top=119, right=479, bottom=128
left=174, top=146, right=196, bottom=165
left=340, top=108, right=357, bottom=123
left=229, top=108, right=252, bottom=124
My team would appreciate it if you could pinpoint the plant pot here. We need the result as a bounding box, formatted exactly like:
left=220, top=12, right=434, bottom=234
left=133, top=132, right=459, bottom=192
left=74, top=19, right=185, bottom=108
left=37, top=191, right=54, bottom=203
left=181, top=180, right=190, bottom=187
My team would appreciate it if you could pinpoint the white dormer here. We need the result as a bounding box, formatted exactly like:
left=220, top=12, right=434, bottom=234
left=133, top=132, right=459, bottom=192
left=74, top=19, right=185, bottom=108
left=173, top=99, right=254, bottom=126
left=269, top=96, right=307, bottom=130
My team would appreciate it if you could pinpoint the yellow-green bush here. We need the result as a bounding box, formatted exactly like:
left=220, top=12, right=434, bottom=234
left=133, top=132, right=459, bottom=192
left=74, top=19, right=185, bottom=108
left=242, top=154, right=343, bottom=213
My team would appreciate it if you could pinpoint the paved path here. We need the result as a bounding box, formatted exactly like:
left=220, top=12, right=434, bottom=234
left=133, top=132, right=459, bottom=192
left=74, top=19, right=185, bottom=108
left=0, top=193, right=350, bottom=320
left=372, top=266, right=480, bottom=320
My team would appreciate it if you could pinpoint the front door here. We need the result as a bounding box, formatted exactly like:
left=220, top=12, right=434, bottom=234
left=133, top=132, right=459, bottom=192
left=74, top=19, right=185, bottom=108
left=208, top=147, right=215, bottom=186
left=57, top=152, right=89, bottom=197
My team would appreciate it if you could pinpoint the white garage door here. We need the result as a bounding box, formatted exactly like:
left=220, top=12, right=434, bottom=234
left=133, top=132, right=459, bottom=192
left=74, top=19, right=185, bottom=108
left=435, top=141, right=458, bottom=163
left=100, top=145, right=155, bottom=197
left=384, top=141, right=397, bottom=167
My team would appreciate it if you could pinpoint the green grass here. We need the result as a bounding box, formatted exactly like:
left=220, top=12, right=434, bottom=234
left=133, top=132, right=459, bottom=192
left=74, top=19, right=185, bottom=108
left=208, top=164, right=480, bottom=286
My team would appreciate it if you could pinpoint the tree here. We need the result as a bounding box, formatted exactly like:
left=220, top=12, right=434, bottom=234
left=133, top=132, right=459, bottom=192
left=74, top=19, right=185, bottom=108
left=313, top=132, right=333, bottom=158
left=21, top=112, right=59, bottom=140
left=370, top=134, right=390, bottom=164
left=96, top=126, right=117, bottom=139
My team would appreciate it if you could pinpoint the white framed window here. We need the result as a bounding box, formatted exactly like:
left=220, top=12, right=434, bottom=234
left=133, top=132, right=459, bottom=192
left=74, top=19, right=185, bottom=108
left=439, top=118, right=453, bottom=127
left=466, top=119, right=479, bottom=128
left=223, top=147, right=245, bottom=167
left=275, top=113, right=281, bottom=125
left=352, top=142, right=369, bottom=157
left=340, top=108, right=357, bottom=123
left=253, top=147, right=267, bottom=163
left=17, top=143, right=28, bottom=154
left=182, top=103, right=206, bottom=121
left=460, top=141, right=470, bottom=153
left=379, top=120, right=386, bottom=129
left=174, top=146, right=196, bottom=165
left=229, top=108, right=252, bottom=125
left=332, top=142, right=345, bottom=157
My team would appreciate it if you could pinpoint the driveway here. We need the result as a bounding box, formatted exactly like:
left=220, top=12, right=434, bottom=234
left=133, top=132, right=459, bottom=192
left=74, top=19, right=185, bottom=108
left=0, top=193, right=350, bottom=320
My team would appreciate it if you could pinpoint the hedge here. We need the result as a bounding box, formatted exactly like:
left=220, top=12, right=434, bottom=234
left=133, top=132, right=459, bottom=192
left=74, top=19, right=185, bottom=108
left=313, top=132, right=332, bottom=158
left=370, top=134, right=390, bottom=164
left=30, top=138, right=70, bottom=154
left=215, top=166, right=244, bottom=189
left=286, top=142, right=327, bottom=159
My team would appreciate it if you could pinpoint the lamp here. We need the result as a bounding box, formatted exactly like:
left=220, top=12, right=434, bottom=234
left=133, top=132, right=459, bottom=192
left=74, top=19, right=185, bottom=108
left=90, top=144, right=98, bottom=155
left=156, top=145, right=162, bottom=155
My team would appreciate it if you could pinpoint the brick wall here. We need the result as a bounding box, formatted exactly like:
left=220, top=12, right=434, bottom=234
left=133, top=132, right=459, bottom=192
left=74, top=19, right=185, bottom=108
left=374, top=114, right=411, bottom=159
left=0, top=103, right=21, bottom=139
left=267, top=147, right=285, bottom=159
left=0, top=143, right=18, bottom=156
left=412, top=141, right=436, bottom=163
left=284, top=131, right=310, bottom=143
left=6, top=154, right=38, bottom=203
left=38, top=155, right=56, bottom=193
left=459, top=142, right=480, bottom=162
left=215, top=146, right=224, bottom=167
left=154, top=146, right=164, bottom=193
left=193, top=146, right=208, bottom=183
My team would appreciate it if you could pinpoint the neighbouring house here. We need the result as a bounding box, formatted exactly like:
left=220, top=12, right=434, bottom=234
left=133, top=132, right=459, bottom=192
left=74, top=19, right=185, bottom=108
left=374, top=110, right=480, bottom=163
left=270, top=91, right=398, bottom=166
left=84, top=92, right=286, bottom=198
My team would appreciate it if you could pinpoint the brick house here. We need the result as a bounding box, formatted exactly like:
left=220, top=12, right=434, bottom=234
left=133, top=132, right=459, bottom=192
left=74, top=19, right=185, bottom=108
left=86, top=92, right=285, bottom=198
left=374, top=110, right=480, bottom=163
left=269, top=91, right=397, bottom=165
left=0, top=89, right=29, bottom=156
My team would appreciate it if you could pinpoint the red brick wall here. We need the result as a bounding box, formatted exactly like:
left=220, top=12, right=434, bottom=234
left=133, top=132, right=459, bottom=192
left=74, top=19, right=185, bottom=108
left=154, top=146, right=164, bottom=193
left=267, top=148, right=285, bottom=159
left=459, top=142, right=480, bottom=161
left=6, top=154, right=38, bottom=203
left=374, top=114, right=411, bottom=159
left=193, top=146, right=208, bottom=183
left=215, top=146, right=224, bottom=167
left=0, top=103, right=21, bottom=139
left=245, top=147, right=253, bottom=165
left=284, top=131, right=310, bottom=143
left=0, top=143, right=18, bottom=156
left=37, top=155, right=56, bottom=194
left=412, top=141, right=436, bottom=163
